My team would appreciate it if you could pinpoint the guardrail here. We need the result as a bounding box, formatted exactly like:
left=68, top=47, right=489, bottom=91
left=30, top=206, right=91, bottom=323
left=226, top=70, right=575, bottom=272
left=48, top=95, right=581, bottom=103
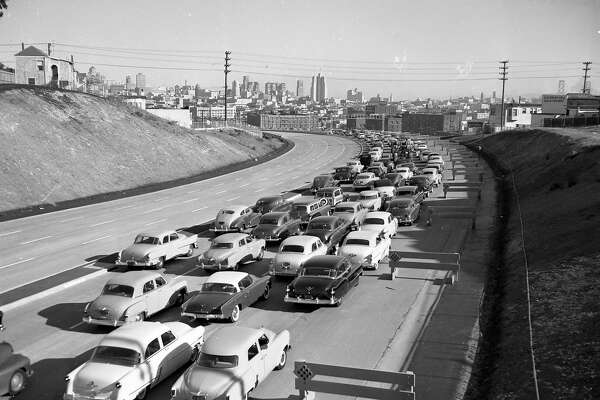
left=294, top=360, right=415, bottom=400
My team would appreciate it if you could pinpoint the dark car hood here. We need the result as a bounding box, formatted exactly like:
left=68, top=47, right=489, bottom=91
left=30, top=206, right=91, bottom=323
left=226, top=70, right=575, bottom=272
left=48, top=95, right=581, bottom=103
left=291, top=276, right=335, bottom=296
left=183, top=292, right=233, bottom=313
left=252, top=225, right=280, bottom=238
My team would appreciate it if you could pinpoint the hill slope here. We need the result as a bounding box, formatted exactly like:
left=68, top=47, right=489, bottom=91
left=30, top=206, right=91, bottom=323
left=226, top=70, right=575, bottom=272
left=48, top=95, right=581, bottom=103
left=0, top=86, right=286, bottom=214
left=463, top=128, right=600, bottom=400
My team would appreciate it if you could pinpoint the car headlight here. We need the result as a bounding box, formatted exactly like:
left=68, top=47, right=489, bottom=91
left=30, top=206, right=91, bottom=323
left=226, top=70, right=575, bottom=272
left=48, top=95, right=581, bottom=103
left=144, top=254, right=151, bottom=261
left=116, top=252, right=122, bottom=262
left=83, top=303, right=90, bottom=315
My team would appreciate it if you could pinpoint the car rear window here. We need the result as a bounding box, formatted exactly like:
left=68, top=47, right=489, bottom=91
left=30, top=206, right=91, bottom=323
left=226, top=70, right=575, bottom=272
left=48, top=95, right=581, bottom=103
left=134, top=235, right=159, bottom=245
left=220, top=210, right=235, bottom=215
left=345, top=238, right=370, bottom=246
left=102, top=284, right=134, bottom=297
left=211, top=242, right=234, bottom=249
left=197, top=352, right=238, bottom=368
left=364, top=218, right=385, bottom=225
left=91, top=346, right=141, bottom=366
left=259, top=216, right=280, bottom=225
left=281, top=245, right=305, bottom=253
left=334, top=206, right=354, bottom=213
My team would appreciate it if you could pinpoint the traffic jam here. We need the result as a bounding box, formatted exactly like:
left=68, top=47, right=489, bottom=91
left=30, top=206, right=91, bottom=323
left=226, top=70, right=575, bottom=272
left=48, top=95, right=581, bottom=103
left=2, top=131, right=448, bottom=400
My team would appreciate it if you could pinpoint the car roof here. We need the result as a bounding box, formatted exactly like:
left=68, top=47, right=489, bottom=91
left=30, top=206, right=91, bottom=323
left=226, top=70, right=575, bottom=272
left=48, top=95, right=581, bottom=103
left=101, top=321, right=169, bottom=351
left=360, top=190, right=379, bottom=195
left=345, top=230, right=378, bottom=240
left=365, top=211, right=391, bottom=219
left=308, top=216, right=339, bottom=224
left=262, top=211, right=287, bottom=218
left=203, top=326, right=262, bottom=357
left=397, top=185, right=418, bottom=191
left=212, top=233, right=248, bottom=242
left=107, top=271, right=162, bottom=287
left=317, top=186, right=340, bottom=192
left=206, top=271, right=248, bottom=285
left=220, top=205, right=247, bottom=212
left=304, top=255, right=347, bottom=268
left=136, top=230, right=173, bottom=238
left=422, top=168, right=437, bottom=172
left=335, top=201, right=360, bottom=208
left=281, top=235, right=319, bottom=246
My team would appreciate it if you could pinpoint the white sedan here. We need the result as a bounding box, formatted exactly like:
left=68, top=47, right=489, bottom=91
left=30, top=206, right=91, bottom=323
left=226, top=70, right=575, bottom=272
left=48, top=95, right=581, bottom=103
left=338, top=230, right=391, bottom=270
left=358, top=190, right=382, bottom=211
left=361, top=211, right=398, bottom=238
left=64, top=321, right=205, bottom=400
left=270, top=235, right=328, bottom=277
left=395, top=166, right=413, bottom=181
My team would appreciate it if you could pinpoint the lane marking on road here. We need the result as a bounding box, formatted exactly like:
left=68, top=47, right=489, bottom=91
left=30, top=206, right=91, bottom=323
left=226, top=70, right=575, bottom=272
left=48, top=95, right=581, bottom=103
left=81, top=235, right=112, bottom=245
left=255, top=188, right=265, bottom=192
left=143, top=207, right=164, bottom=214
left=19, top=235, right=53, bottom=245
left=215, top=182, right=225, bottom=186
left=115, top=204, right=136, bottom=210
left=175, top=264, right=203, bottom=280
left=214, top=190, right=227, bottom=195
left=0, top=230, right=21, bottom=237
left=239, top=183, right=249, bottom=188
left=192, top=206, right=208, bottom=213
left=145, top=219, right=167, bottom=226
left=89, top=219, right=115, bottom=227
left=0, top=257, right=36, bottom=270
left=58, top=215, right=85, bottom=222
left=226, top=196, right=240, bottom=201
left=69, top=321, right=84, bottom=330
left=182, top=198, right=199, bottom=203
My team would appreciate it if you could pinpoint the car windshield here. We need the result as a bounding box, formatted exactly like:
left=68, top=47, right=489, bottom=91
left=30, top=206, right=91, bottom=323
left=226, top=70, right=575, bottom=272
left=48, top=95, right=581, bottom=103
left=220, top=210, right=235, bottom=215
left=336, top=167, right=351, bottom=173
left=364, top=218, right=385, bottom=225
left=90, top=346, right=141, bottom=367
left=211, top=242, right=234, bottom=249
left=201, top=283, right=237, bottom=293
left=307, top=222, right=332, bottom=230
left=281, top=245, right=305, bottom=253
left=134, top=235, right=159, bottom=245
left=196, top=352, right=238, bottom=368
left=361, top=194, right=378, bottom=200
left=313, top=176, right=329, bottom=184
left=423, top=171, right=433, bottom=175
left=334, top=206, right=354, bottom=213
left=390, top=200, right=411, bottom=209
left=259, top=216, right=280, bottom=225
left=345, top=238, right=370, bottom=246
left=396, top=189, right=414, bottom=195
left=410, top=178, right=426, bottom=184
left=316, top=191, right=332, bottom=198
left=301, top=267, right=338, bottom=278
left=375, top=180, right=393, bottom=187
left=356, top=174, right=370, bottom=180
left=102, top=284, right=134, bottom=297
left=292, top=205, right=308, bottom=214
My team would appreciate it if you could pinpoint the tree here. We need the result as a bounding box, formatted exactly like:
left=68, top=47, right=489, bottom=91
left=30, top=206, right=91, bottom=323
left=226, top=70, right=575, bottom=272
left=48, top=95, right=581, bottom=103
left=0, top=0, right=7, bottom=18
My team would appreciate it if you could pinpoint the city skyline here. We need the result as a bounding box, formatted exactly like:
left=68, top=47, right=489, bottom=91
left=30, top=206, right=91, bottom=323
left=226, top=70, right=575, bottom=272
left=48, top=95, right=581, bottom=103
left=0, top=0, right=599, bottom=99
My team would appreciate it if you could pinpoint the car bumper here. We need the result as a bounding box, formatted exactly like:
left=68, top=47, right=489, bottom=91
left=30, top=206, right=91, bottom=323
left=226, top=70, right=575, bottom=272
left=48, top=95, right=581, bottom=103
left=198, top=262, right=233, bottom=271
left=284, top=295, right=339, bottom=305
left=181, top=312, right=225, bottom=320
left=82, top=316, right=125, bottom=327
left=269, top=269, right=299, bottom=277
left=115, top=259, right=159, bottom=267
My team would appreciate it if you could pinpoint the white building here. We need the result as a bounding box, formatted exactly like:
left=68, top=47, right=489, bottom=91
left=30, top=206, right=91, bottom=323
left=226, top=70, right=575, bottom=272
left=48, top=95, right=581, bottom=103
left=14, top=45, right=77, bottom=90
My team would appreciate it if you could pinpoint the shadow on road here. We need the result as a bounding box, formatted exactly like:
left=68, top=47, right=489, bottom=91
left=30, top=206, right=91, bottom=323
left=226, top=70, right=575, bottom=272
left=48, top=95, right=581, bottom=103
left=28, top=349, right=93, bottom=400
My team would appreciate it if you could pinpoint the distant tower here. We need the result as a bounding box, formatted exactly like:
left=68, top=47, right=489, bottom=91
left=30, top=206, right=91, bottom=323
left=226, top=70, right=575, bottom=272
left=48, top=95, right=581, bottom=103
left=480, top=91, right=484, bottom=103
left=296, top=80, right=304, bottom=97
left=389, top=93, right=393, bottom=102
left=310, top=76, right=317, bottom=101
left=231, top=80, right=239, bottom=97
left=558, top=80, right=566, bottom=95
left=135, top=73, right=146, bottom=89
left=125, top=75, right=135, bottom=90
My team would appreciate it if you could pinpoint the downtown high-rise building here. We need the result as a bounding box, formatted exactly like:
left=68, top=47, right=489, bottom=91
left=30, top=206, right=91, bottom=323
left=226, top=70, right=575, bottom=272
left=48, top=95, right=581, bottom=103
left=346, top=88, right=363, bottom=103
left=296, top=80, right=304, bottom=97
left=135, top=73, right=146, bottom=89
left=310, top=73, right=327, bottom=103
left=125, top=75, right=134, bottom=90
left=231, top=79, right=239, bottom=97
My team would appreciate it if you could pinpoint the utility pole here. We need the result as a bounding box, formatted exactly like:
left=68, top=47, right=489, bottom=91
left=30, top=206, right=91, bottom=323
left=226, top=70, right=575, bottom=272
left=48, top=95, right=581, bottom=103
left=582, top=61, right=591, bottom=94
left=499, top=60, right=509, bottom=131
left=224, top=51, right=231, bottom=128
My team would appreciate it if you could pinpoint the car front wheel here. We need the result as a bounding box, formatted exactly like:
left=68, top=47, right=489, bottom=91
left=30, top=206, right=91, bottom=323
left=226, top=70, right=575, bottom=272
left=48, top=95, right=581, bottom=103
left=274, top=349, right=287, bottom=370
left=262, top=284, right=271, bottom=300
left=230, top=305, right=241, bottom=322
left=8, top=370, right=27, bottom=395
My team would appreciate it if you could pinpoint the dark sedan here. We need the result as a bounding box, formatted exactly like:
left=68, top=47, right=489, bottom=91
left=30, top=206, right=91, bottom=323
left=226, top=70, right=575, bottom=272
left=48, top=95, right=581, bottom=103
left=251, top=212, right=302, bottom=242
left=181, top=271, right=271, bottom=322
left=386, top=198, right=421, bottom=225
left=333, top=166, right=355, bottom=183
left=408, top=175, right=435, bottom=197
left=302, top=216, right=352, bottom=254
left=284, top=255, right=362, bottom=306
left=384, top=173, right=406, bottom=187
left=0, top=311, right=33, bottom=398
left=311, top=174, right=338, bottom=193
left=253, top=195, right=293, bottom=215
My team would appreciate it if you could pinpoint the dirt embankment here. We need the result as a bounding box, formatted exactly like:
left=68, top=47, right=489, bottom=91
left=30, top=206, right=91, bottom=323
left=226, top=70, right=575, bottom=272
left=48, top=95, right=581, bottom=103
left=0, top=86, right=289, bottom=218
left=463, top=128, right=600, bottom=400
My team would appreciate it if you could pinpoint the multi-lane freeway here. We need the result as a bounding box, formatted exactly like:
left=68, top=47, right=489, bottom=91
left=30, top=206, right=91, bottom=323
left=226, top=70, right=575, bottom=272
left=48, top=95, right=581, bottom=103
left=0, top=132, right=485, bottom=400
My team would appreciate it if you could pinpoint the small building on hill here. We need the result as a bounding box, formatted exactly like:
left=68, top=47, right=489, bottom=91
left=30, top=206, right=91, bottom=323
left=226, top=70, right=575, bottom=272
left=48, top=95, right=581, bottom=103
left=14, top=45, right=77, bottom=90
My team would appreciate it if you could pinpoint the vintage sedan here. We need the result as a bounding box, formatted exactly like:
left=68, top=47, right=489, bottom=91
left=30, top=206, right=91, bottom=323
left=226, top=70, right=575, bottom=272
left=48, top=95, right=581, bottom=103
left=394, top=166, right=414, bottom=181
left=338, top=230, right=391, bottom=270
left=409, top=175, right=435, bottom=196
left=253, top=195, right=293, bottom=215
left=251, top=212, right=302, bottom=242
left=116, top=230, right=198, bottom=269
left=386, top=198, right=421, bottom=226
left=181, top=272, right=271, bottom=322
left=197, top=233, right=265, bottom=271
left=333, top=166, right=355, bottom=183
left=64, top=321, right=205, bottom=400
left=0, top=311, right=33, bottom=398
left=270, top=235, right=328, bottom=277
left=362, top=211, right=398, bottom=238
left=285, top=255, right=362, bottom=306
left=311, top=174, right=337, bottom=193
left=358, top=190, right=383, bottom=211
left=395, top=185, right=426, bottom=204
left=346, top=160, right=364, bottom=174
left=422, top=167, right=442, bottom=187
left=83, top=271, right=188, bottom=327
left=373, top=179, right=396, bottom=202
left=384, top=172, right=406, bottom=187
left=289, top=197, right=331, bottom=222
left=331, top=201, right=368, bottom=228
left=302, top=216, right=352, bottom=254
left=353, top=172, right=379, bottom=191
left=170, top=326, right=290, bottom=400
left=211, top=205, right=261, bottom=233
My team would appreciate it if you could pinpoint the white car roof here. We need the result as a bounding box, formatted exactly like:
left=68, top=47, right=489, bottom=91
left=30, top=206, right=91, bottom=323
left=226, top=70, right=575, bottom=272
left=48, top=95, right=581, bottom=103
left=281, top=235, right=319, bottom=246
left=206, top=271, right=248, bottom=285
left=100, top=321, right=170, bottom=352
left=345, top=230, right=378, bottom=241
left=360, top=190, right=379, bottom=196
left=365, top=211, right=392, bottom=219
left=136, top=230, right=174, bottom=238
left=422, top=168, right=437, bottom=173
left=220, top=205, right=247, bottom=213
left=335, top=201, right=360, bottom=209
left=212, top=232, right=248, bottom=243
left=203, top=326, right=264, bottom=357
left=107, top=271, right=163, bottom=288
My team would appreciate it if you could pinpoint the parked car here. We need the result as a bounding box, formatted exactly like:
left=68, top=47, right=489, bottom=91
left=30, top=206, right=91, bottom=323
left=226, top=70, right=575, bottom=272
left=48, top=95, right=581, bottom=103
left=386, top=198, right=421, bottom=225
left=373, top=179, right=396, bottom=202
left=83, top=271, right=188, bottom=327
left=251, top=212, right=302, bottom=242
left=426, top=161, right=444, bottom=173
left=0, top=311, right=33, bottom=398
left=285, top=255, right=362, bottom=306
left=303, top=216, right=352, bottom=254
left=358, top=190, right=383, bottom=211
left=366, top=165, right=386, bottom=178
left=395, top=185, right=426, bottom=204
left=116, top=230, right=198, bottom=269
left=253, top=195, right=293, bottom=215
left=384, top=172, right=406, bottom=188
left=353, top=172, right=379, bottom=191
left=181, top=271, right=271, bottom=322
left=359, top=153, right=372, bottom=168
left=311, top=174, right=337, bottom=193
left=170, top=326, right=290, bottom=400
left=331, top=201, right=368, bottom=228
left=270, top=235, right=328, bottom=277
left=397, top=162, right=417, bottom=173
left=409, top=175, right=435, bottom=196
left=212, top=205, right=261, bottom=233
left=428, top=155, right=445, bottom=166
left=361, top=211, right=398, bottom=238
left=289, top=197, right=332, bottom=222
left=368, top=150, right=381, bottom=162
left=315, top=186, right=344, bottom=206
left=394, top=166, right=414, bottom=181
left=333, top=166, right=355, bottom=183
left=64, top=321, right=204, bottom=400
left=338, top=230, right=391, bottom=270
left=346, top=160, right=364, bottom=174
left=422, top=167, right=442, bottom=187
left=197, top=233, right=265, bottom=271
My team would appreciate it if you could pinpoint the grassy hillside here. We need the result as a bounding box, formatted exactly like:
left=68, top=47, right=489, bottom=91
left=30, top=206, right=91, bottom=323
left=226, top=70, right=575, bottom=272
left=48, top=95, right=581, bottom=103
left=0, top=86, right=287, bottom=215
left=463, top=128, right=600, bottom=400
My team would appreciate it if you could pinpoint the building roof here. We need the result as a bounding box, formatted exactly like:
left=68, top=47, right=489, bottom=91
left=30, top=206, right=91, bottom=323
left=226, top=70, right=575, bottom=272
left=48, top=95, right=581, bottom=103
left=14, top=45, right=47, bottom=57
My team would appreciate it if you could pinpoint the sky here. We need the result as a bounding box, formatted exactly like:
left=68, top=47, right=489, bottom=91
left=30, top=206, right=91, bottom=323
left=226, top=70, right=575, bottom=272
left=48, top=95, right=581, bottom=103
left=1, top=0, right=599, bottom=100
